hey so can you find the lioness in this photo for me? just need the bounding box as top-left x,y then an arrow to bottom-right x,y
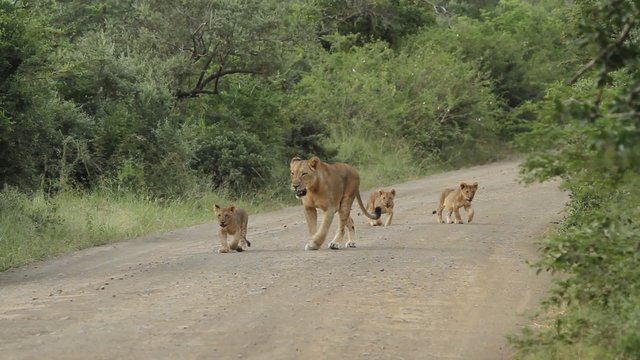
214,204 -> 250,253
432,182 -> 478,224
366,188 -> 396,226
290,156 -> 381,250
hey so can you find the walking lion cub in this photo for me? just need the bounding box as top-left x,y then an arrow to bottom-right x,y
366,188 -> 396,226
214,204 -> 250,253
432,182 -> 478,224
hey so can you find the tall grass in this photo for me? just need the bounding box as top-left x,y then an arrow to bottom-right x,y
0,134 -> 509,272
330,133 -> 435,189
0,186 -> 294,271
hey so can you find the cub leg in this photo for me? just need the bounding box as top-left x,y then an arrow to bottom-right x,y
436,206 -> 445,223
445,208 -> 453,224
229,232 -> 243,252
464,204 -> 475,223
218,231 -> 230,253
384,210 -> 393,227
453,207 -> 464,224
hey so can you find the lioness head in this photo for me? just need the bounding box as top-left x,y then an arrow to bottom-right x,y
378,189 -> 396,209
459,182 -> 478,201
289,156 -> 320,198
214,204 -> 235,228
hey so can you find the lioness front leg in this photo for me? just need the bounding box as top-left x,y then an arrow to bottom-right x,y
465,204 -> 474,223
218,231 -> 230,253
306,209 -> 335,250
304,206 -> 318,236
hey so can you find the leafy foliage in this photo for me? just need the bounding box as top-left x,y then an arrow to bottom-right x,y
512,0 -> 640,358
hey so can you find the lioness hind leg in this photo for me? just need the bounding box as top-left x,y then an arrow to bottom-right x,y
345,217 -> 356,248
329,215 -> 348,250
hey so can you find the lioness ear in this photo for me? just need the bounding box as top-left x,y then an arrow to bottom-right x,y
290,156 -> 303,167
308,156 -> 320,169
228,204 -> 235,212
391,189 -> 396,196
214,204 -> 221,210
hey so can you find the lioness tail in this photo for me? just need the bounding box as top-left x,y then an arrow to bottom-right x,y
356,191 -> 381,220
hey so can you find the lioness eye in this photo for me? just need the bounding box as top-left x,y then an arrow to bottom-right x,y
301,172 -> 308,177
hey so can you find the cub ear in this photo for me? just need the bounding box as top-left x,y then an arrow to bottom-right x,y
391,189 -> 396,196
472,182 -> 478,189
308,156 -> 321,169
459,182 -> 467,189
378,189 -> 384,195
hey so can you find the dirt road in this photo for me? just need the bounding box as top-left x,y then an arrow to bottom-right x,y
0,161 -> 566,360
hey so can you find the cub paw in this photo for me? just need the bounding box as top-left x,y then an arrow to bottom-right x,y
218,248 -> 230,253
235,247 -> 244,252
305,243 -> 320,251
346,242 -> 356,248
328,242 -> 340,250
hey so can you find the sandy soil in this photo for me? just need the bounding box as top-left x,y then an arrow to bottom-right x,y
0,160 -> 566,360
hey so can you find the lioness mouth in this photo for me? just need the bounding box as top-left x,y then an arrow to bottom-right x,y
295,189 -> 307,197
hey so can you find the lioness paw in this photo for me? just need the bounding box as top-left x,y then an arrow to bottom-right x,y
328,242 -> 340,250
346,242 -> 356,248
305,243 -> 320,251
218,248 -> 230,253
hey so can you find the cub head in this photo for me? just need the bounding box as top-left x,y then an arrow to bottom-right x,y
289,156 -> 321,198
214,204 -> 235,228
377,189 -> 396,209
459,182 -> 478,201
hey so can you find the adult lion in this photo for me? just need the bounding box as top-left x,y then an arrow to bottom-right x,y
290,156 -> 381,250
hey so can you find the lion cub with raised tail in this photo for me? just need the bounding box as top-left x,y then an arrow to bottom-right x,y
367,188 -> 396,226
214,204 -> 250,253
433,182 -> 478,224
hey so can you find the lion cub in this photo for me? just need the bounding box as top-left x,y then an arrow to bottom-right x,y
214,204 -> 250,253
432,182 -> 478,224
366,188 -> 396,226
